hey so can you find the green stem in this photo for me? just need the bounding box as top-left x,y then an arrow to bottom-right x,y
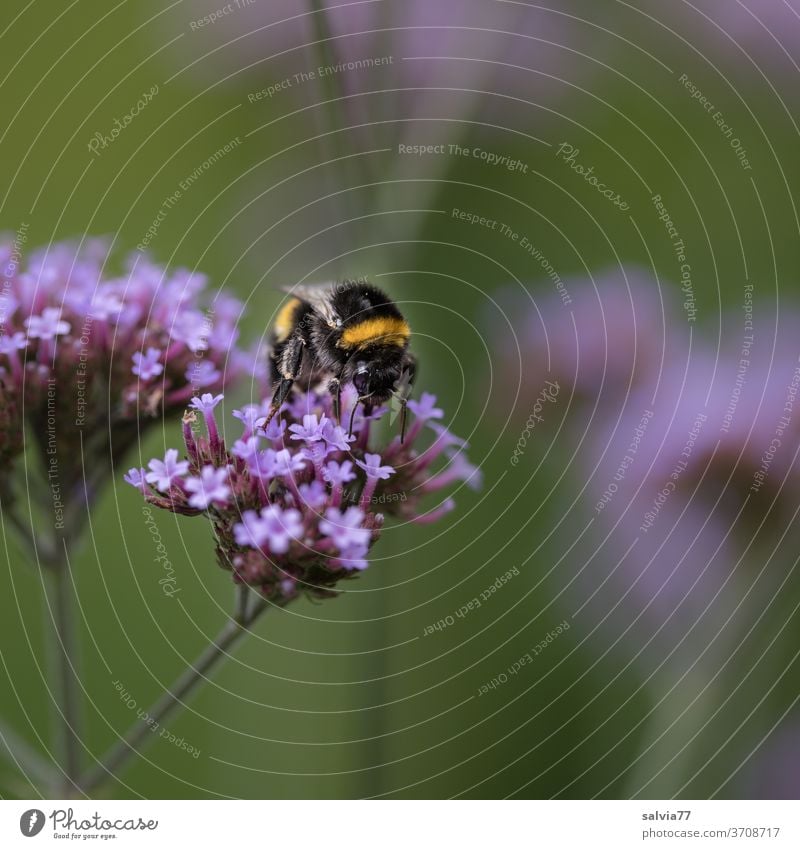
2,498 -> 82,794
80,594 -> 269,794
308,0 -> 360,225
43,540 -> 81,797
0,717 -> 60,789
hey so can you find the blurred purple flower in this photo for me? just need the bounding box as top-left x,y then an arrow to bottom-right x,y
185,465 -> 232,509
324,459 -> 356,487
641,0 -> 800,64
25,307 -> 71,340
566,292 -> 800,659
489,269 -> 683,415
355,452 -> 395,481
170,1 -> 581,107
132,347 -> 164,381
161,2 -> 592,269
234,504 -> 303,554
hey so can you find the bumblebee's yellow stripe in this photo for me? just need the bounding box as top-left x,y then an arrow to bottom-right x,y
339,316 -> 410,349
274,297 -> 301,342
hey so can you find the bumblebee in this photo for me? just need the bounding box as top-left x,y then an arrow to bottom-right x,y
265,280 -> 416,439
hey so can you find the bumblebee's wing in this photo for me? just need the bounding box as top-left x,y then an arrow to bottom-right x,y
281,282 -> 340,328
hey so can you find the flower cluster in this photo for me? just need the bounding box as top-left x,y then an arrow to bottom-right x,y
499,271 -> 800,652
126,387 -> 481,604
0,238 -> 252,495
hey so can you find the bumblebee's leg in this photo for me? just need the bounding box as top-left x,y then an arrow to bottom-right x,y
263,332 -> 304,426
328,376 -> 342,424
348,395 -> 369,438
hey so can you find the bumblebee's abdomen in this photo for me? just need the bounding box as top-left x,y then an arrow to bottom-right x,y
272,296 -> 303,343
338,315 -> 410,350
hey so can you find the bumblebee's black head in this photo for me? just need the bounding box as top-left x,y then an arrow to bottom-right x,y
346,348 -> 405,404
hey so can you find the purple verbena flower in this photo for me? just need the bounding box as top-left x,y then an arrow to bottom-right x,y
0,332 -> 27,354
297,479 -> 328,511
123,467 -> 148,494
289,413 -> 328,443
132,347 -> 164,381
145,448 -> 189,491
320,419 -> 355,451
189,393 -> 224,414
231,436 -> 262,467
324,459 -> 357,487
186,359 -> 222,388
185,465 -> 231,509
0,236 -> 246,490
272,448 -> 307,478
320,506 -> 371,551
127,384 -> 478,604
263,415 -> 287,441
234,505 -> 303,554
407,392 -> 443,422
356,453 -> 395,481
25,307 -> 70,340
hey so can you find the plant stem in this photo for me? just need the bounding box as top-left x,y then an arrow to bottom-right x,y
0,717 -> 60,788
44,540 -> 81,797
2,497 -> 82,795
80,595 -> 269,794
308,0 -> 360,225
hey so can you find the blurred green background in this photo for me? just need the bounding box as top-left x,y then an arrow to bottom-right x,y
2,0 -> 800,799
